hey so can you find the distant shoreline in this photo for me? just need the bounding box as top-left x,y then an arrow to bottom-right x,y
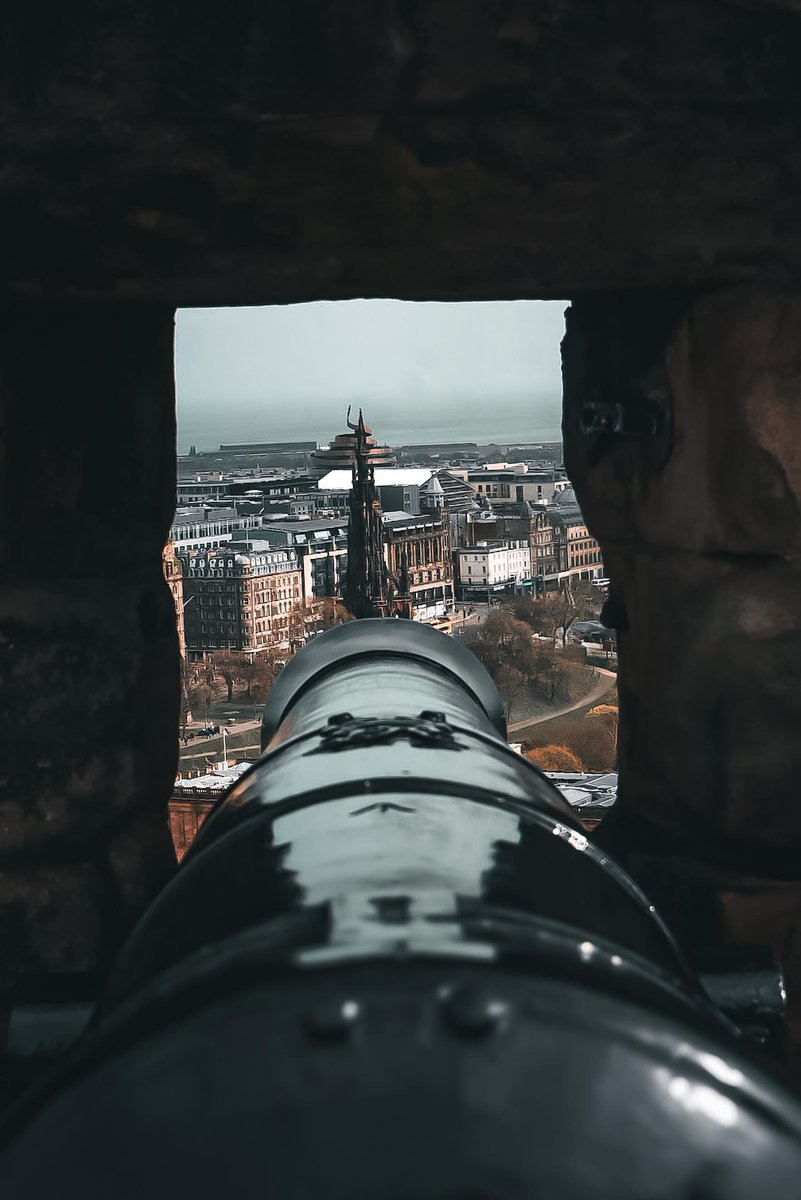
177,424 -> 564,457
179,438 -> 564,460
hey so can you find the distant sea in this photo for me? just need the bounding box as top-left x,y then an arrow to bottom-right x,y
176,395 -> 562,455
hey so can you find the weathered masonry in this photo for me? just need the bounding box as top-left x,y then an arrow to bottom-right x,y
3,2 -> 801,1045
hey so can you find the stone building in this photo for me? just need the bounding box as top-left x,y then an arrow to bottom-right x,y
178,547 -> 302,658
226,475 -> 318,502
466,467 -> 568,506
382,511 -> 454,616
170,763 -> 251,860
430,470 -> 476,515
545,487 -> 605,582
531,509 -> 561,581
162,540 -> 186,659
175,476 -> 230,505
562,522 -> 605,579
231,521 -> 350,607
455,541 -> 532,599
170,506 -> 268,553
468,502 -> 561,582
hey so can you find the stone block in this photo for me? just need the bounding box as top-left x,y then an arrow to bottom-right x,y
565,288 -> 801,861
565,290 -> 801,557
608,545 -> 801,853
0,307 -> 178,999
0,864 -> 110,988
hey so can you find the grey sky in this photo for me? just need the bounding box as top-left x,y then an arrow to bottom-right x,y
175,300 -> 567,450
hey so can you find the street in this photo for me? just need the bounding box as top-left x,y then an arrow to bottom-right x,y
450,605 -> 490,640
507,667 -> 617,735
179,702 -> 263,771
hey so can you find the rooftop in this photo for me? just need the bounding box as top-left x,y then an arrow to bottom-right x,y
545,771 -> 618,809
247,518 -> 348,533
174,762 -> 252,794
382,511 -> 442,529
318,468 -> 433,490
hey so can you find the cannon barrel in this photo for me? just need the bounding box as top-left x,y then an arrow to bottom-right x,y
3,619 -> 801,1198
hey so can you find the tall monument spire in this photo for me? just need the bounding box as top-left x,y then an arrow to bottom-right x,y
342,409 -> 390,619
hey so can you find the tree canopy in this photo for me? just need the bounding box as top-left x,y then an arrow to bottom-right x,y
525,745 -> 585,772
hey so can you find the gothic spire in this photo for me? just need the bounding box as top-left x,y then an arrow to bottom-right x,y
341,409 -> 390,619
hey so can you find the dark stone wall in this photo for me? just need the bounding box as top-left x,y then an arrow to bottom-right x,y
0,308 -> 179,993
563,288 -> 801,867
2,1 -> 801,304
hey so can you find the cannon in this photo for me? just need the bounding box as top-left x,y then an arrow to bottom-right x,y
3,619 -> 801,1197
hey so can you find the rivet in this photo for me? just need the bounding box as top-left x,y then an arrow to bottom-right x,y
440,984 -> 509,1037
303,998 -> 361,1041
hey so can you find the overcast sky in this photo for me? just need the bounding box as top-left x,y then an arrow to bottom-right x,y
174,300 -> 567,448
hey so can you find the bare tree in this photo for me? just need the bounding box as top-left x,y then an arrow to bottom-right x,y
242,652 -> 286,714
179,658 -> 192,741
467,611 -> 542,720
468,611 -> 539,675
507,579 -> 599,646
506,594 -> 540,625
209,650 -> 247,704
319,598 -> 354,626
532,641 -> 571,705
288,599 -> 354,645
469,609 -> 595,717
540,708 -> 617,773
525,745 -> 585,772
187,678 -> 214,725
587,702 -> 619,762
